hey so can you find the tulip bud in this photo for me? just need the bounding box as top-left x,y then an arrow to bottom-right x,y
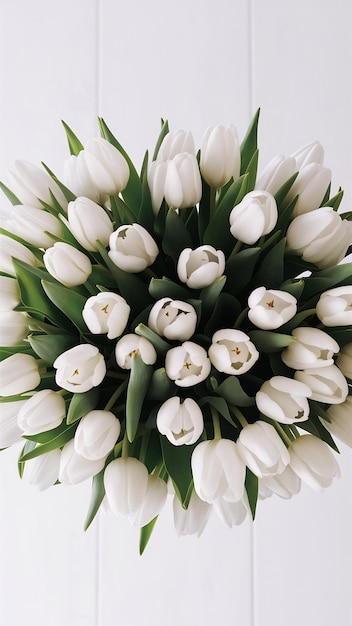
43,241 -> 92,287
237,421 -> 290,477
191,438 -> 246,503
285,162 -> 331,217
281,327 -> 340,370
103,457 -> 149,517
256,376 -> 311,425
255,155 -> 296,196
316,286 -> 352,327
156,396 -> 204,446
336,342 -> 352,379
6,160 -> 67,209
157,130 -> 196,161
24,449 -> 61,490
260,465 -> 301,499
148,298 -> 197,341
0,398 -> 27,447
67,197 -> 114,251
248,287 -> 297,330
209,328 -> 259,375
108,223 -> 159,273
59,439 -> 105,485
74,410 -> 121,460
213,494 -> 249,527
229,190 -> 278,244
200,124 -> 240,188
53,344 -> 106,393
0,276 -> 21,311
128,474 -> 168,527
291,141 -> 324,169
0,234 -> 38,276
164,153 -> 202,209
322,397 -> 352,448
294,364 -> 348,404
147,160 -> 167,214
17,389 -> 66,434
115,334 -> 157,369
0,311 -> 29,346
286,207 -> 352,269
82,292 -> 130,339
165,341 -> 211,388
173,490 -> 212,537
288,434 -> 340,491
0,354 -> 40,397
3,205 -> 63,249
177,245 -> 225,289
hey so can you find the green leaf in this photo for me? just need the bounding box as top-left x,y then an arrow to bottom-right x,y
279,278 -> 305,299
215,376 -> 255,407
245,468 -> 258,519
248,330 -> 295,353
149,277 -> 190,301
29,334 -> 77,364
0,181 -> 21,206
302,262 -> 352,301
152,119 -> 169,161
225,247 -> 261,295
19,423 -> 76,461
84,470 -> 106,531
67,388 -> 100,425
322,188 -> 344,212
0,344 -> 36,362
22,422 -> 70,444
200,396 -> 238,429
137,150 -> 155,232
199,275 -> 226,318
61,120 -> 84,156
41,162 -> 76,203
160,435 -> 196,506
274,172 -> 298,208
147,367 -> 176,402
240,108 -> 260,174
162,208 -> 193,263
299,411 -> 339,453
135,323 -> 171,355
18,440 -> 37,477
42,281 -> 87,333
253,237 -> 286,289
139,516 -> 158,555
325,327 -> 352,348
126,355 -> 153,442
244,148 -> 259,191
204,293 -> 241,336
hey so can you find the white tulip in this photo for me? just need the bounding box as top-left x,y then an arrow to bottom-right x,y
157,129 -> 196,161
213,494 -> 249,527
288,434 -> 340,491
286,207 -> 352,269
0,398 -> 27,447
0,234 -> 38,276
6,160 -> 67,209
173,490 -> 212,537
59,439 -> 106,485
291,141 -> 324,169
0,311 -> 29,346
260,465 -> 301,499
156,396 -> 204,446
209,328 -> 259,375
128,474 -> 168,527
147,160 -> 167,214
229,190 -> 278,244
322,397 -> 352,448
24,449 -> 61,491
148,298 -> 197,341
255,155 -> 296,196
53,344 -> 106,393
165,341 -> 211,387
43,242 -> 92,287
256,376 -> 311,425
191,438 -> 246,504
316,286 -> 352,327
177,245 -> 225,289
285,162 -> 331,217
0,354 -> 40,397
237,421 -> 290,477
164,153 -> 202,209
67,197 -> 113,251
82,292 -> 130,339
336,342 -> 352,379
200,124 -> 240,188
0,276 -> 21,311
108,223 -> 159,273
294,364 -> 348,404
103,457 -> 149,517
4,205 -> 62,249
17,389 -> 66,434
281,327 -> 340,370
115,333 -> 157,369
248,287 -> 297,330
74,410 -> 121,460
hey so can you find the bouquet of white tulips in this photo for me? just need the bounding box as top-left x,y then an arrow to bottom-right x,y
1,111 -> 351,552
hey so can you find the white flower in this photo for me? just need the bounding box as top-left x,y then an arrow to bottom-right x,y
177,245 -> 225,289
248,287 -> 297,330
322,397 -> 352,448
191,438 -> 246,503
286,207 -> 352,268
24,449 -> 61,491
336,342 -> 352,379
255,155 -> 296,196
164,153 -> 202,209
156,396 -> 204,446
288,434 -> 340,491
147,160 -> 167,214
0,276 -> 21,311
285,162 -> 331,217
0,398 -> 27,447
157,129 -> 196,161
6,160 -> 67,209
82,292 -> 130,339
53,344 -> 106,393
67,197 -> 114,251
0,234 -> 38,276
0,354 -> 40,397
74,410 -> 121,460
291,141 -> 324,169
256,376 -> 311,425
59,439 -> 105,485
260,465 -> 301,500
108,223 -> 159,273
104,457 -> 149,517
316,286 -> 352,327
165,341 -> 211,387
209,328 -> 259,375
294,364 -> 348,404
281,327 -> 340,370
213,494 -> 249,527
173,490 -> 212,537
43,241 -> 92,287
199,124 -> 240,188
148,298 -> 197,341
4,205 -> 62,249
229,190 -> 278,244
128,474 -> 168,527
237,421 -> 290,477
17,389 -> 66,434
115,334 -> 157,369
0,311 -> 29,346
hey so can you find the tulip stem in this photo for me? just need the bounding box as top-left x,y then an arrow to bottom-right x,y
289,424 -> 300,439
139,430 -> 151,464
122,432 -> 130,459
104,378 -> 128,411
233,307 -> 249,329
230,405 -> 248,429
269,420 -> 293,447
210,406 -> 222,439
228,240 -> 243,261
209,187 -> 217,219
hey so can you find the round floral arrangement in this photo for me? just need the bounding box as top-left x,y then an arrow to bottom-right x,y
0,111 -> 351,552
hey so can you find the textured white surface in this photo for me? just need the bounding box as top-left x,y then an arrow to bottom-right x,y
0,1 -> 351,625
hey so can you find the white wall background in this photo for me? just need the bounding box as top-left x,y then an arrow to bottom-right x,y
0,1 -> 351,625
